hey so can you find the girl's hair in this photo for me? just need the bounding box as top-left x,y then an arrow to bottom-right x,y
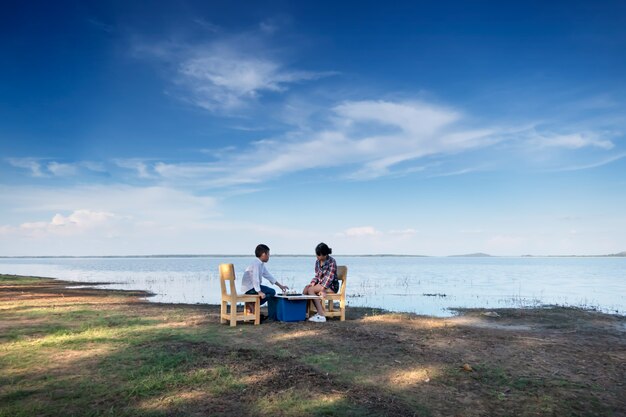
315,242 -> 332,256
255,244 -> 270,257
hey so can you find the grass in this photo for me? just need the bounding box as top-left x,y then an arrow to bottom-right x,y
1,274 -> 624,417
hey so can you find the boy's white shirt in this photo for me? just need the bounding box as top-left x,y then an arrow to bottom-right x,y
241,257 -> 277,293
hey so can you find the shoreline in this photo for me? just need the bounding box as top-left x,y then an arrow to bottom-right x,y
3,273 -> 625,318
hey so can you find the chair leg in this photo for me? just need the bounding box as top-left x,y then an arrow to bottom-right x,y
340,298 -> 345,321
254,299 -> 260,325
230,302 -> 237,327
220,300 -> 228,324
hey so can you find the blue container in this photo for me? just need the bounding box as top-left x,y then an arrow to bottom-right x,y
275,298 -> 307,322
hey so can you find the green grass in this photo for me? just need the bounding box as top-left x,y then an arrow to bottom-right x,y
0,275 -> 53,285
0,286 -> 270,417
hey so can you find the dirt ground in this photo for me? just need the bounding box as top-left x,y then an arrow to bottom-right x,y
1,276 -> 625,417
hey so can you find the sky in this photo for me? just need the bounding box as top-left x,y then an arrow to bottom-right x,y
1,0 -> 625,256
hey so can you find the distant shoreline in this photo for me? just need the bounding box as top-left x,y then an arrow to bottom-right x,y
1,253 -> 624,259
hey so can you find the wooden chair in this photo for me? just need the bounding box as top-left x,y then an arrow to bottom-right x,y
219,263 -> 260,326
308,265 -> 348,321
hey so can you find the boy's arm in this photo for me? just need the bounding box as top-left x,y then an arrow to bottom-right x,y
262,266 -> 288,291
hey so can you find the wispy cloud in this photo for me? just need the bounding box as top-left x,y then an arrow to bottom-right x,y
389,228 -> 418,236
7,158 -> 45,177
16,210 -> 116,237
153,162 -> 226,179
428,167 -> 483,178
114,159 -> 156,179
529,132 -> 614,150
549,152 -> 626,172
177,48 -> 333,111
47,162 -> 78,176
336,226 -> 418,238
6,159 -> 109,177
148,99 -> 500,186
135,26 -> 335,113
86,18 -> 114,33
336,226 -> 382,238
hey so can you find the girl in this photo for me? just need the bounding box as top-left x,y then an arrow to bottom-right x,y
303,242 -> 339,322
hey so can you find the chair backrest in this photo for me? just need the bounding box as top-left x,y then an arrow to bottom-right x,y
336,265 -> 347,294
219,263 -> 239,297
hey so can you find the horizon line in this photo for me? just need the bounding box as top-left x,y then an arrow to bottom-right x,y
1,252 -> 624,259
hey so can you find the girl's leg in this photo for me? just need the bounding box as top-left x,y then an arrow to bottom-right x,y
304,284 -> 327,315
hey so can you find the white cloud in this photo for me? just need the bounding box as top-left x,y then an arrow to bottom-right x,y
114,159 -> 155,178
460,229 -> 484,234
80,161 -> 107,172
532,132 -> 614,150
548,152 -> 626,172
18,210 -> 116,237
336,226 -> 418,239
334,100 -> 459,135
0,184 -> 222,254
0,185 -> 217,222
347,226 -> 381,237
153,162 -> 226,178
145,99 -> 499,186
136,27 -> 334,113
6,159 -> 110,177
428,167 -> 482,178
178,47 -> 331,111
51,210 -> 114,227
0,184 -> 334,255
389,228 -> 418,236
47,162 -> 78,176
7,158 -> 45,177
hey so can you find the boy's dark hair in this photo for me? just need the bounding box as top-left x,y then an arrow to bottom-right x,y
255,244 -> 270,258
315,242 -> 332,256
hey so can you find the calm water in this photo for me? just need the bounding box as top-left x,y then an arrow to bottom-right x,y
0,256 -> 624,317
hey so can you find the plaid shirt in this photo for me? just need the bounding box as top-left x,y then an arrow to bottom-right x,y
310,255 -> 337,289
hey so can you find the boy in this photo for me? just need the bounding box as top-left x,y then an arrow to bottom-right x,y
241,244 -> 288,319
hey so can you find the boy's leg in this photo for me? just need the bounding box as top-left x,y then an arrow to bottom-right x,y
260,285 -> 277,320
259,285 -> 275,302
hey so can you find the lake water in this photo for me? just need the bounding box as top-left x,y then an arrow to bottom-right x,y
0,256 -> 624,317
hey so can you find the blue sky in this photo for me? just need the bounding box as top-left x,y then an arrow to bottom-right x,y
1,0 -> 625,256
